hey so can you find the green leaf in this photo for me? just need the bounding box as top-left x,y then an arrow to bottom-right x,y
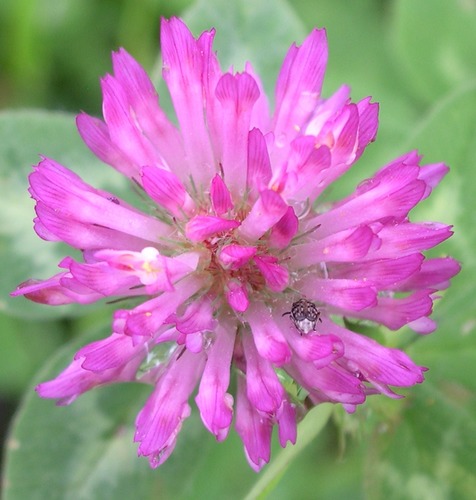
391,0 -> 476,106
0,313 -> 64,397
365,383 -> 476,500
0,110 -> 129,319
3,336 -> 155,500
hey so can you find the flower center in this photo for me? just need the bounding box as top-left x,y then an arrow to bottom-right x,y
207,236 -> 267,293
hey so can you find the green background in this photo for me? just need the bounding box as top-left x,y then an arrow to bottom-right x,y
1,0 -> 475,498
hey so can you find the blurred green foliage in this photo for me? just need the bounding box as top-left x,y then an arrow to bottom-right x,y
0,0 -> 193,113
1,0 -> 476,499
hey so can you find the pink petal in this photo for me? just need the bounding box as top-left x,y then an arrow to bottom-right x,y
297,277 -> 377,311
238,189 -> 289,241
36,335 -> 144,405
274,29 -> 328,143
30,158 -> 171,241
66,259 -> 142,296
245,302 -> 292,366
195,321 -> 236,441
328,103 -> 359,166
278,311 -> 343,367
268,206 -> 299,249
280,140 -> 331,202
343,289 -> 434,330
331,254 -> 425,289
320,318 -> 425,388
407,316 -> 438,334
185,332 -> 204,353
366,222 -> 453,259
35,359 -> 108,405
77,332 -> 146,372
247,128 -> 272,198
11,273 -> 102,305
215,72 -> 260,197
290,225 -> 378,267
311,162 -> 426,238
219,244 -> 257,270
175,296 -> 217,334
111,48 -> 185,174
418,162 -> 449,200
242,331 -> 286,414
304,84 -> 350,135
76,113 -> 137,178
210,174 -> 234,215
185,215 -> 240,242
394,257 -> 461,291
287,360 -> 365,405
141,166 -> 194,218
135,349 -> 205,468
121,276 -> 204,337
253,255 -> 289,292
34,201 -> 155,251
235,374 -> 272,472
100,74 -> 163,171
245,62 -> 271,131
354,97 -> 379,160
94,248 -> 198,294
160,17 -> 217,188
276,399 -> 297,447
225,280 -> 249,312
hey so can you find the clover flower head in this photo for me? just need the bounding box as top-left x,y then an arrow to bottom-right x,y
12,17 -> 460,471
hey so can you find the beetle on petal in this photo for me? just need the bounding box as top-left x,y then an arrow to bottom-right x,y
283,299 -> 322,335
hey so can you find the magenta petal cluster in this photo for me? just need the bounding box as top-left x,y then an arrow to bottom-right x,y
13,17 -> 459,471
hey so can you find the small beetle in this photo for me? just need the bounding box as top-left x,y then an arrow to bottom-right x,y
283,299 -> 321,335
